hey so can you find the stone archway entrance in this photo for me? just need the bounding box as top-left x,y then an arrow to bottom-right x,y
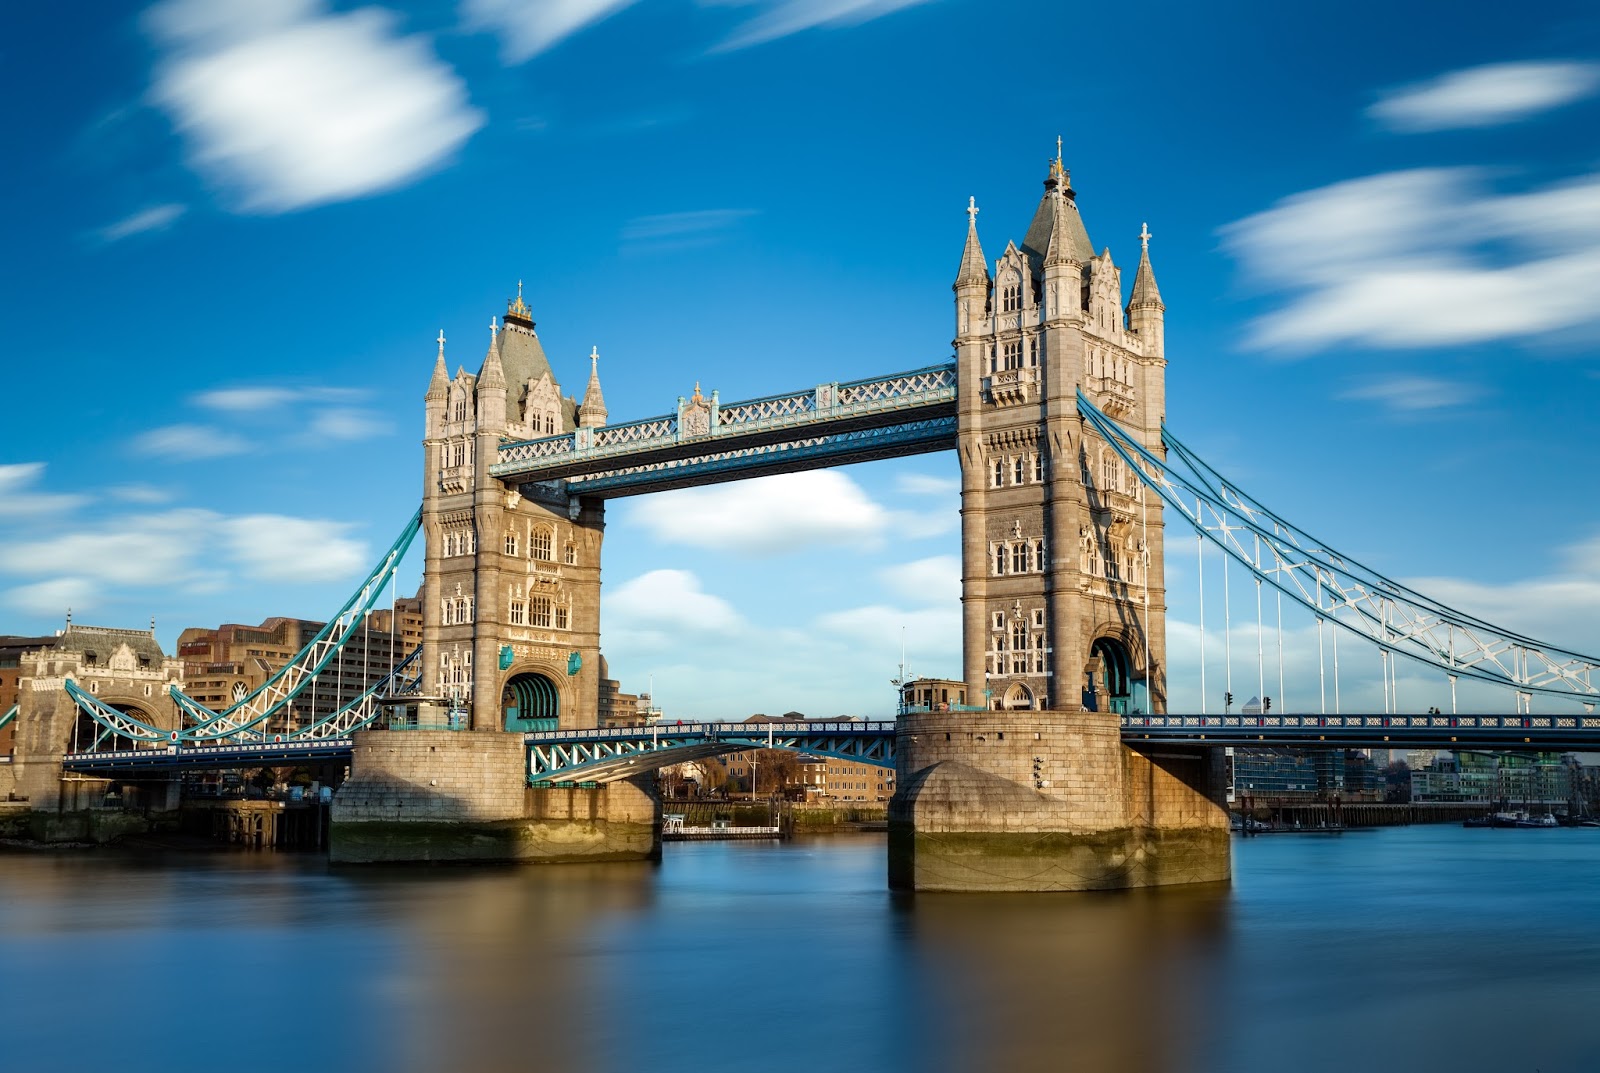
1001,682 -> 1035,710
72,702 -> 152,752
1085,637 -> 1133,715
502,672 -> 560,732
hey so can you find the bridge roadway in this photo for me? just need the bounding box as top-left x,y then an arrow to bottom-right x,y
53,712 -> 1600,779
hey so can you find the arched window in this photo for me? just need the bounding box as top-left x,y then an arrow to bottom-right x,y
1011,626 -> 1028,673
1034,454 -> 1044,482
1003,341 -> 1021,369
1034,538 -> 1046,568
504,532 -> 518,556
531,528 -> 553,561
509,598 -> 525,625
1001,278 -> 1021,312
442,599 -> 455,625
453,398 -> 466,423
992,459 -> 1004,488
1101,454 -> 1115,492
555,604 -> 569,630
564,542 -> 577,565
1013,543 -> 1029,573
531,596 -> 553,628
994,544 -> 1007,575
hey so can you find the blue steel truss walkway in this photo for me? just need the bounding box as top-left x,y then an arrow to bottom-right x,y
526,721 -> 897,784
1124,712 -> 1600,751
491,365 -> 957,497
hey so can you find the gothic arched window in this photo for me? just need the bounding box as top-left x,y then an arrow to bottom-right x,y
504,532 -> 518,556
994,544 -> 1007,575
1013,543 -> 1029,573
531,528 -> 553,561
531,596 -> 553,628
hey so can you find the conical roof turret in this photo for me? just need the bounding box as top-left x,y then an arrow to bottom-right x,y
954,197 -> 990,288
577,347 -> 608,428
478,318 -> 506,389
425,331 -> 449,400
1129,223 -> 1164,310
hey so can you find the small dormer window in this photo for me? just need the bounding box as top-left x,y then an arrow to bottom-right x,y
84,651 -> 97,666
453,398 -> 466,423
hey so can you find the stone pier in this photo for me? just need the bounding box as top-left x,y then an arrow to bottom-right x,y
329,730 -> 660,864
888,710 -> 1230,892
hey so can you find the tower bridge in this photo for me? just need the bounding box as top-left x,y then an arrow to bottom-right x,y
13,150 -> 1600,890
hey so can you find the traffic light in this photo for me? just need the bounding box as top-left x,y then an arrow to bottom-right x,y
1264,696 -> 1272,713
1224,691 -> 1234,710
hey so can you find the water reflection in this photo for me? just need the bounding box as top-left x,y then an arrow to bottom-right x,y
4,828 -> 1600,1073
897,885 -> 1229,1073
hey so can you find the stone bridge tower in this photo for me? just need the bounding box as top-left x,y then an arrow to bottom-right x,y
420,287 -> 608,733
890,154 -> 1228,893
953,152 -> 1168,716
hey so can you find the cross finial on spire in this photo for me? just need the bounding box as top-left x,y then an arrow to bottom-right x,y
966,196 -> 979,226
490,316 -> 498,338
590,345 -> 599,369
437,330 -> 446,356
517,279 -> 523,299
1140,222 -> 1151,250
1056,135 -> 1063,164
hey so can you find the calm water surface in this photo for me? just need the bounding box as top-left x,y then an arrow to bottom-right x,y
3,826 -> 1598,1073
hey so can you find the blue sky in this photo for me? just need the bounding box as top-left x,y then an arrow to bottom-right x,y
3,0 -> 1599,718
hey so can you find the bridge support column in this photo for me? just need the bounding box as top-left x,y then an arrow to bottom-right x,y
330,730 -> 660,864
888,711 -> 1229,892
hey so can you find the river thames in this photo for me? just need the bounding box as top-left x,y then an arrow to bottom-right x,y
3,826 -> 1598,1073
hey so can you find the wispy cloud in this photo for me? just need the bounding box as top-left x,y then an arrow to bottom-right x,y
629,470 -> 888,554
1369,61 -> 1600,132
895,472 -> 958,496
706,0 -> 935,52
309,408 -> 391,440
146,0 -> 483,213
1340,375 -> 1485,413
109,484 -> 176,505
1222,168 -> 1600,351
0,464 -> 88,518
620,208 -> 757,252
222,515 -> 367,580
135,424 -> 252,459
463,0 -> 640,62
193,385 -> 364,411
5,577 -> 99,616
877,555 -> 959,606
98,203 -> 187,243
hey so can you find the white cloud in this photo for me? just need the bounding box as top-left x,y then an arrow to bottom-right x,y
895,472 -> 959,496
463,0 -> 640,62
98,203 -> 186,243
0,510 -> 217,586
627,470 -> 890,554
620,209 -> 758,252
606,568 -> 746,638
135,424 -> 251,459
1369,61 -> 1600,132
309,407 -> 391,440
221,515 -> 367,581
193,385 -> 366,412
147,0 -> 483,213
1222,168 -> 1600,351
707,0 -> 934,52
878,555 -> 960,606
5,578 -> 99,616
1340,375 -> 1484,412
109,484 -> 176,505
0,464 -> 87,518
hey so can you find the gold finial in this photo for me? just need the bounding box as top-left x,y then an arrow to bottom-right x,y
507,280 -> 532,321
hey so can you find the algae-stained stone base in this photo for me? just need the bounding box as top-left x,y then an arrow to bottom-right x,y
329,729 -> 661,865
888,711 -> 1231,893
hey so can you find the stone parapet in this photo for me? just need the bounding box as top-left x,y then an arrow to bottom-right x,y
889,710 -> 1229,892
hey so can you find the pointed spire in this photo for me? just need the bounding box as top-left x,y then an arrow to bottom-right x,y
426,329 -> 449,400
577,345 -> 608,429
1023,140 -> 1093,270
1129,223 -> 1163,310
478,317 -> 506,388
954,196 -> 989,288
1043,173 -> 1076,268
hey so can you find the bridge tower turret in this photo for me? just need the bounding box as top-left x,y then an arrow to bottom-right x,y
418,288 -> 607,735
891,149 -> 1224,892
